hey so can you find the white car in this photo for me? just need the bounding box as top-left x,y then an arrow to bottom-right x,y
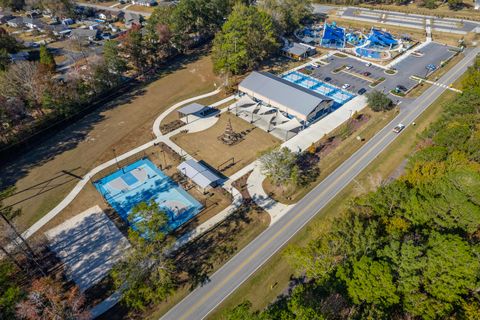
393,123 -> 406,133
311,62 -> 319,68
342,84 -> 350,89
346,65 -> 353,70
365,62 -> 372,67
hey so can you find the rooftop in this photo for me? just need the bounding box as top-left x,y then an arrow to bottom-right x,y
238,71 -> 332,119
177,160 -> 222,189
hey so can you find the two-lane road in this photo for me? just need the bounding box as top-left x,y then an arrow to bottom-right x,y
162,47 -> 479,320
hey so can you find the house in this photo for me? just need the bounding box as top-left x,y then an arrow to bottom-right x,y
0,12 -> 13,24
124,12 -> 142,28
282,42 -> 316,60
24,18 -> 46,31
7,17 -> 24,28
9,51 -> 29,62
238,71 -> 333,123
97,10 -> 122,22
61,18 -> 75,25
131,0 -> 157,6
46,24 -> 71,37
71,28 -> 99,42
177,160 -> 222,192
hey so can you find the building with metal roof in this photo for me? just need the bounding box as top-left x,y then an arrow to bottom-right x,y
282,42 -> 316,60
238,71 -> 333,123
177,160 -> 222,192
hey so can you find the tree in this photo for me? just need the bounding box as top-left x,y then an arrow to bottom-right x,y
103,40 -> 127,74
39,45 -> 56,72
0,261 -> 23,318
0,61 -> 52,116
122,26 -> 148,73
111,200 -> 175,311
16,277 -> 89,320
212,3 -> 279,75
259,147 -> 299,186
366,90 -> 394,112
258,0 -> 313,35
448,0 -> 463,9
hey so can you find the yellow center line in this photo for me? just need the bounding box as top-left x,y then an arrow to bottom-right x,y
176,49 -> 476,320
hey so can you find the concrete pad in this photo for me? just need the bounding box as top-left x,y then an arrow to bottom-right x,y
45,206 -> 130,292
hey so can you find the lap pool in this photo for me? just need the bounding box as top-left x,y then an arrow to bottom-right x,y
282,71 -> 355,105
94,158 -> 203,231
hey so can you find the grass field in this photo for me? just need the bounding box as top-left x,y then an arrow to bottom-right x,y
208,85 -> 462,320
2,51 -> 221,233
172,113 -> 281,176
264,107 -> 398,204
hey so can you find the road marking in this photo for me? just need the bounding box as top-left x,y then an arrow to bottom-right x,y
168,48 -> 478,320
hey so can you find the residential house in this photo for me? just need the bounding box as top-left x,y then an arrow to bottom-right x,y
46,24 -> 71,37
71,28 -> 99,42
0,12 -> 13,24
24,18 -> 46,31
131,0 -> 157,6
9,51 -> 29,62
61,18 -> 75,25
7,17 -> 24,28
124,12 -> 142,28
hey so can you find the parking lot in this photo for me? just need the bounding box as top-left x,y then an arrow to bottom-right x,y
304,42 -> 457,98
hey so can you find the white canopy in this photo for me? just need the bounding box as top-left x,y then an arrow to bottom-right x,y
236,95 -> 256,107
274,117 -> 303,132
255,104 -> 276,115
237,102 -> 260,114
273,111 -> 291,125
258,112 -> 276,125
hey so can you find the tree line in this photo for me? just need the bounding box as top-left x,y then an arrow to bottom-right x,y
222,56 -> 480,319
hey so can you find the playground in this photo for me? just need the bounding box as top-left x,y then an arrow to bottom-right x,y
94,158 -> 203,231
296,22 -> 408,61
172,113 -> 281,176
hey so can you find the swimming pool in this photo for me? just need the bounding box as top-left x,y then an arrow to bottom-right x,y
356,48 -> 381,59
94,158 -> 203,231
282,71 -> 355,105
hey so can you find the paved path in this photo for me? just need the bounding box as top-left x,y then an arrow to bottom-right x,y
160,47 -> 479,320
22,89 -> 223,240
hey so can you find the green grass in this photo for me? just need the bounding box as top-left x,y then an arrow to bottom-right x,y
208,87 -> 461,320
370,77 -> 385,88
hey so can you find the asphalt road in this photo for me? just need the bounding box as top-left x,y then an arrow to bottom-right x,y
161,46 -> 479,320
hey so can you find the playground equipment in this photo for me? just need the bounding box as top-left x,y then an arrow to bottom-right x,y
217,119 -> 243,146
321,22 -> 346,49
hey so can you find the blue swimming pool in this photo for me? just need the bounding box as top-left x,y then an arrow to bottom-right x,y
94,158 -> 203,231
356,48 -> 381,59
282,71 -> 355,105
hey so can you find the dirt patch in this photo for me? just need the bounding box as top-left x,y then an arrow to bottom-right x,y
1,51 -> 221,232
172,112 -> 281,176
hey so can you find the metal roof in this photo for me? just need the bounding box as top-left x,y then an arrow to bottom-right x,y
282,43 -> 309,56
238,71 -> 332,120
177,160 -> 221,189
177,103 -> 207,115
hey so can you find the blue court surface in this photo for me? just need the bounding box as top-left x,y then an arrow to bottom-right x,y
282,71 -> 355,105
94,158 -> 203,231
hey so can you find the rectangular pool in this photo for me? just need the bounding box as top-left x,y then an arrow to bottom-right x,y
94,158 -> 203,231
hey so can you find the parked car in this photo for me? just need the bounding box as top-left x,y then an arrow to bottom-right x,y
342,83 -> 350,89
393,123 -> 406,133
346,65 -> 353,70
357,88 -> 367,95
311,62 -> 319,68
396,85 -> 407,92
365,62 -> 372,67
324,77 -> 331,82
363,71 -> 371,76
